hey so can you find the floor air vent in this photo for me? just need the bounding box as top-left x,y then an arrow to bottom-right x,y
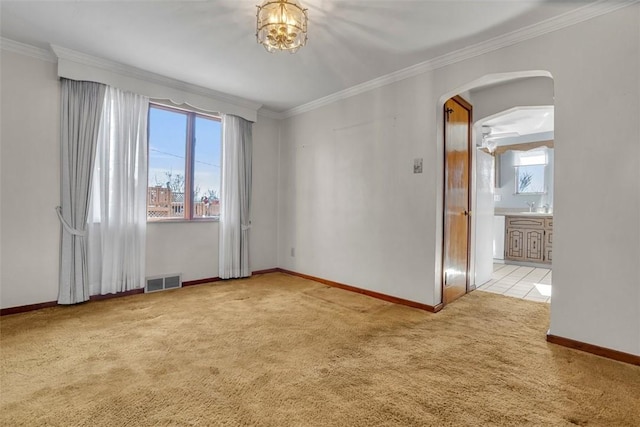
145,274 -> 182,293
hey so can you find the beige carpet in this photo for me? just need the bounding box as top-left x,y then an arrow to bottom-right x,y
1,272 -> 638,426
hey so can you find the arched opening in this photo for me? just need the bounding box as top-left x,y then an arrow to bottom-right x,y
435,71 -> 555,307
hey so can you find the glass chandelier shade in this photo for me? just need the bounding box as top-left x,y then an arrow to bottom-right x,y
256,0 -> 308,53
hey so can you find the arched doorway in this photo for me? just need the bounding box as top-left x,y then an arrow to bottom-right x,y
436,71 -> 555,307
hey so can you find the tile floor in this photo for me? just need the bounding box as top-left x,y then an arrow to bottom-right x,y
477,263 -> 552,303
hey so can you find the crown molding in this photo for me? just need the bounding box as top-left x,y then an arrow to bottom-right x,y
0,37 -> 56,62
50,45 -> 262,112
258,108 -> 285,120
282,0 -> 637,118
2,0 -> 634,120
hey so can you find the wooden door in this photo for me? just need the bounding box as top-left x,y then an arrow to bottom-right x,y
442,96 -> 472,304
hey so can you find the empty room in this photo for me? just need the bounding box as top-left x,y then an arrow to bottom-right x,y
1,1 -> 639,425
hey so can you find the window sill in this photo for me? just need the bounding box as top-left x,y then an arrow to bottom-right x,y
147,217 -> 220,224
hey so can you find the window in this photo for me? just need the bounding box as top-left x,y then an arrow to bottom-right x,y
147,104 -> 222,220
514,149 -> 547,194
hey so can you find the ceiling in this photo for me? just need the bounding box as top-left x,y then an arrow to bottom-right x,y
481,106 -> 554,138
1,1 -> 602,113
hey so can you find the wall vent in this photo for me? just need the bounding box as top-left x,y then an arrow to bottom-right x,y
145,274 -> 182,293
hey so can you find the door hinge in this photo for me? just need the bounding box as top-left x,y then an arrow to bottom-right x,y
445,107 -> 454,121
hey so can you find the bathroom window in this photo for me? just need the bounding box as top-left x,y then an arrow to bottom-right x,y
514,149 -> 547,194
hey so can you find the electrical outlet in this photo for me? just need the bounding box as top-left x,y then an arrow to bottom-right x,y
494,194 -> 502,202
291,247 -> 295,257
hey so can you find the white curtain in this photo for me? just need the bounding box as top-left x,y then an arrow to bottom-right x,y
87,87 -> 149,295
219,114 -> 253,279
57,79 -> 107,305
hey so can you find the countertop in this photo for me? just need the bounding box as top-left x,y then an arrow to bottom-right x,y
495,209 -> 553,217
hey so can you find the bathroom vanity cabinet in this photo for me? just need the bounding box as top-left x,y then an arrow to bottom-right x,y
505,215 -> 553,264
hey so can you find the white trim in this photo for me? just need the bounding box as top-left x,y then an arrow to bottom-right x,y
258,108 -> 285,120
0,37 -> 56,62
282,0 -> 637,118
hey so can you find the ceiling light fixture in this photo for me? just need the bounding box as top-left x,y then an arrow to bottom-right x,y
481,126 -> 521,153
256,0 -> 308,53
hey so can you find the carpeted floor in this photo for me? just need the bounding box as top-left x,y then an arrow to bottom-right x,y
1,272 -> 639,426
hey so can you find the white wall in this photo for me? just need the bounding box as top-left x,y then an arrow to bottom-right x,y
278,77 -> 437,304
471,77 -> 554,122
145,222 -> 220,282
1,51 -> 60,308
278,6 -> 639,355
250,113 -> 280,272
0,50 -> 280,308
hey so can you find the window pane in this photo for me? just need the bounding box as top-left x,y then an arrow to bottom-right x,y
193,116 -> 222,218
514,149 -> 547,166
147,106 -> 187,219
516,165 -> 545,194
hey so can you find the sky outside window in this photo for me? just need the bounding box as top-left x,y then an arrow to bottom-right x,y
148,107 -> 187,190
194,116 -> 222,202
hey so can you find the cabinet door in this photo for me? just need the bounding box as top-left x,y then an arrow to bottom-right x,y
525,229 -> 544,262
505,228 -> 525,260
544,230 -> 553,263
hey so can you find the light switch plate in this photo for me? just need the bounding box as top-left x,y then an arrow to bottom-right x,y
414,158 -> 423,174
